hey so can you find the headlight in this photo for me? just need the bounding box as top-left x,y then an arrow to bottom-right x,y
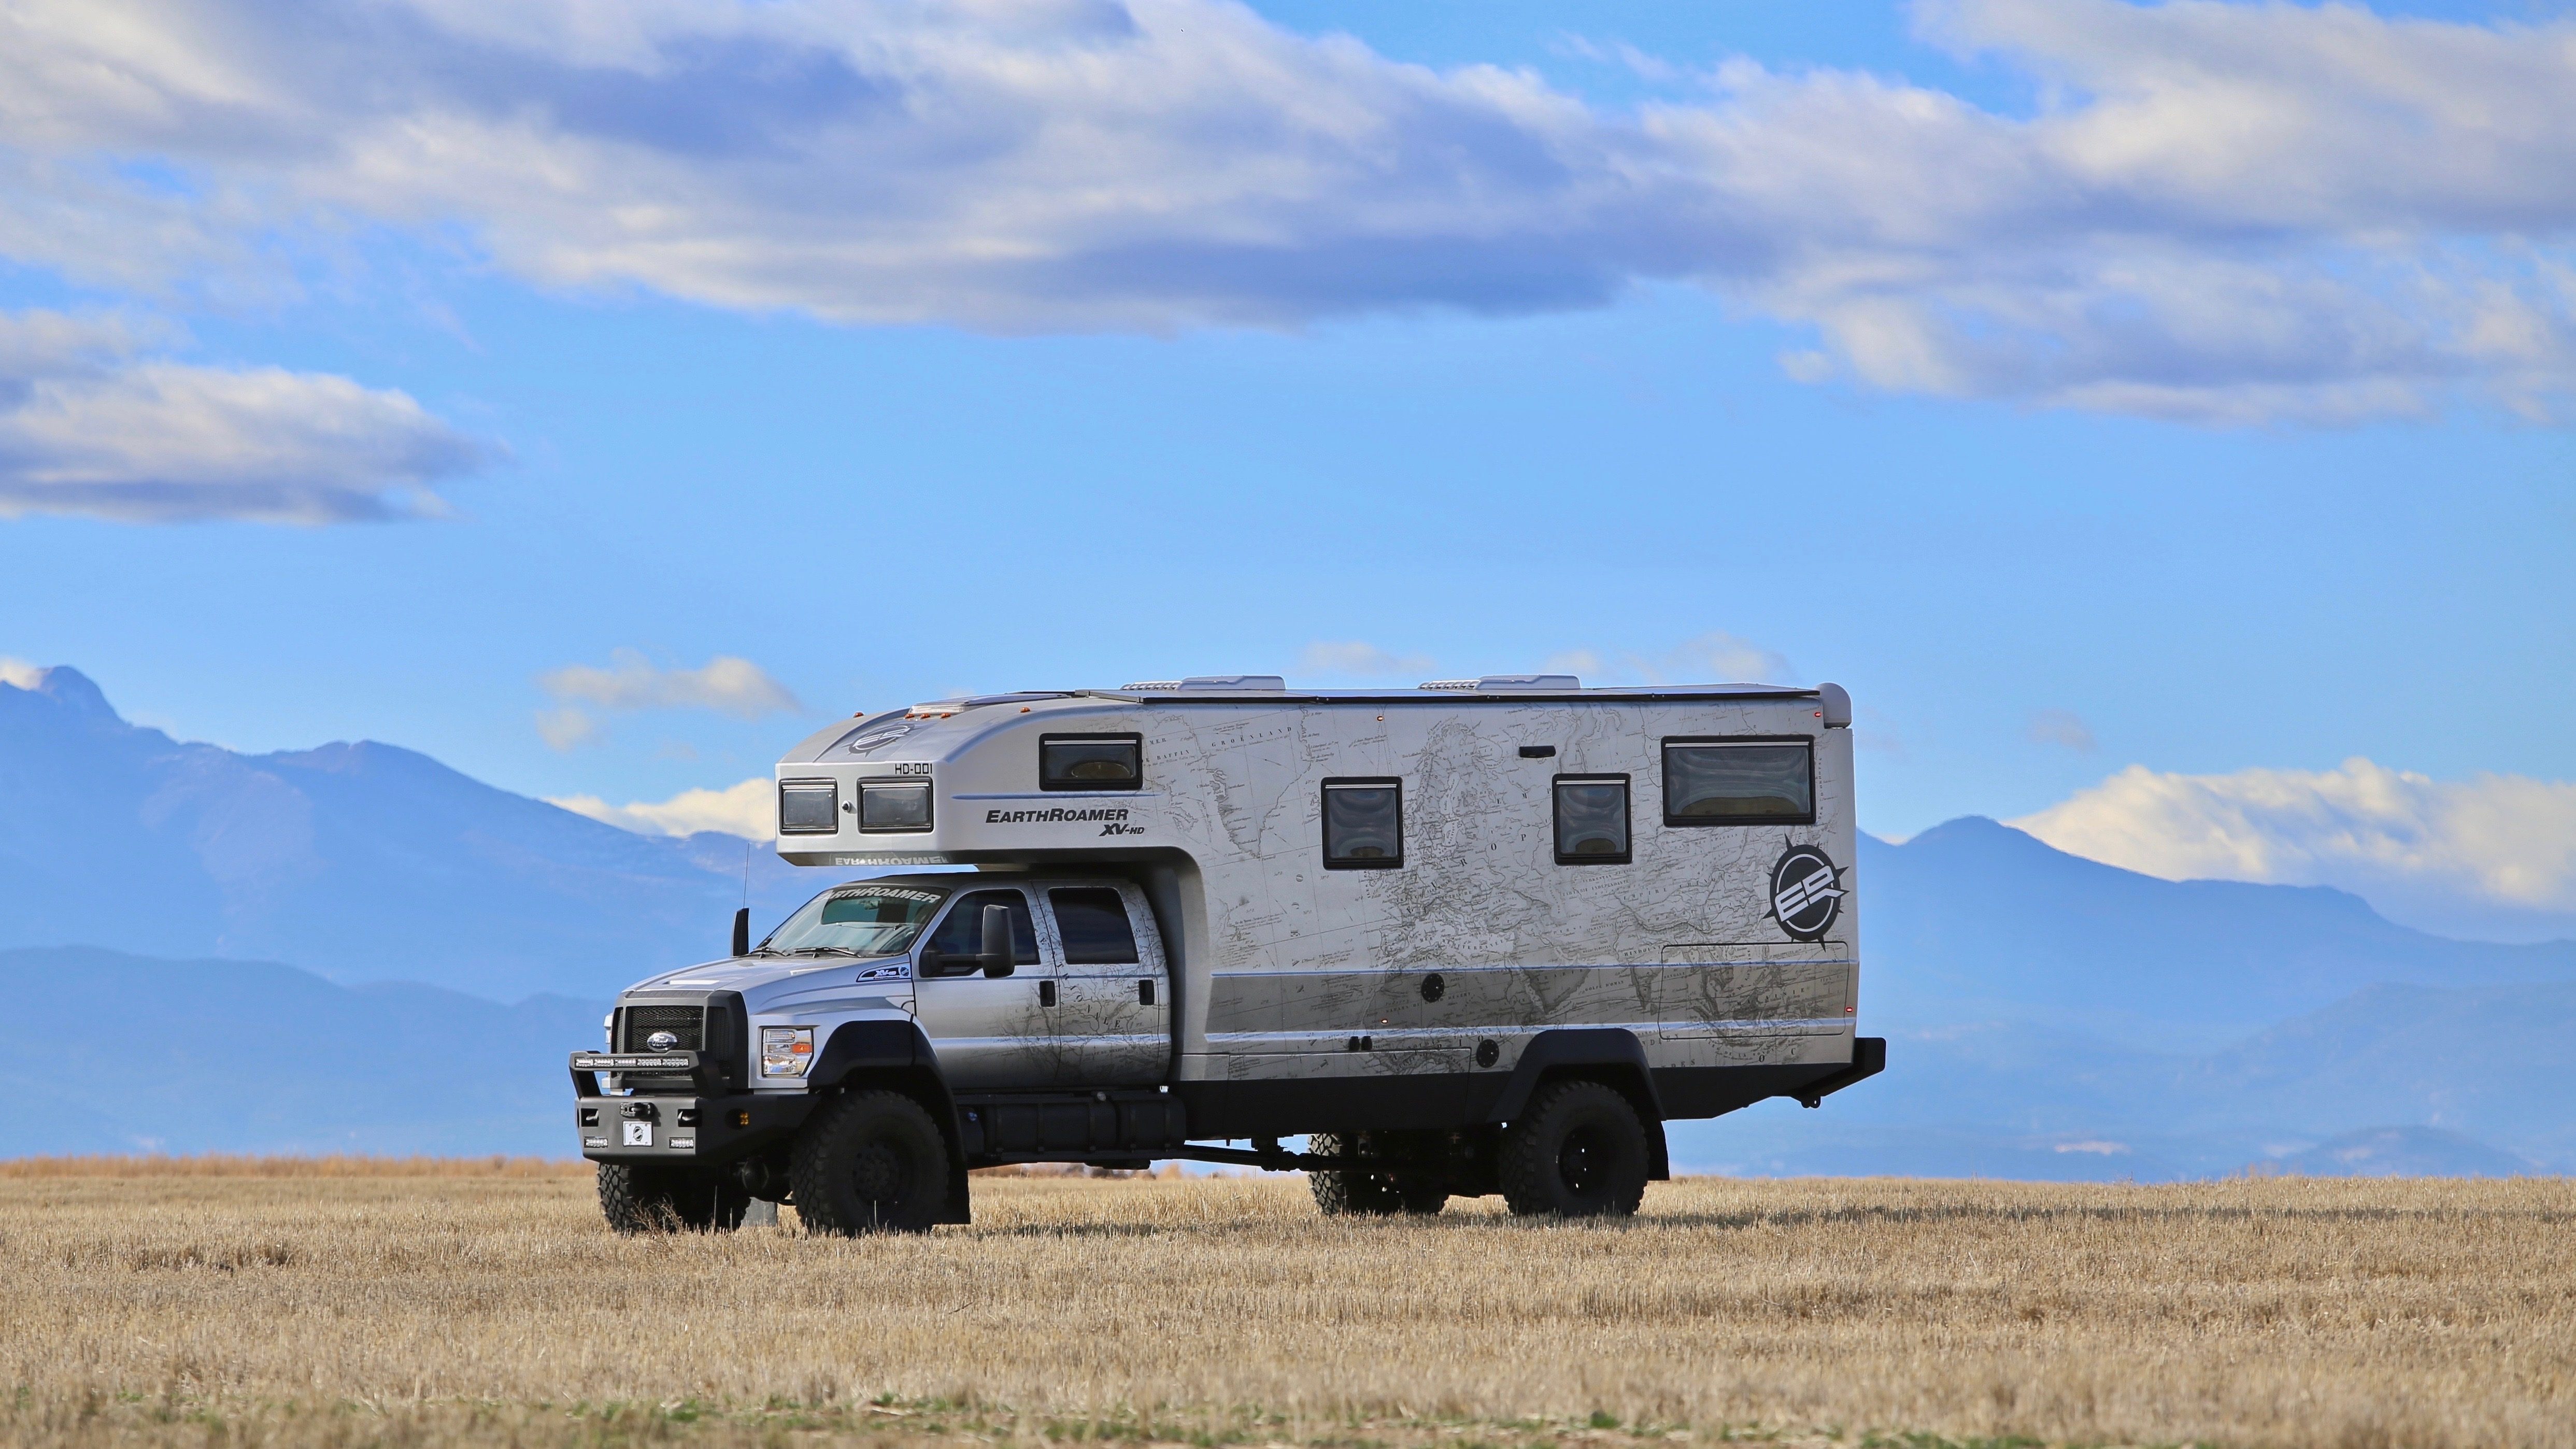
760,1026 -> 815,1077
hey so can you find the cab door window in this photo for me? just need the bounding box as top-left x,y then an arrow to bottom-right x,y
1049,889 -> 1140,964
924,889 -> 1040,964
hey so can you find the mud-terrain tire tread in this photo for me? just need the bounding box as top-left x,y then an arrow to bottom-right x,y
597,1162 -> 746,1233
1305,1133 -> 1410,1216
1499,1079 -> 1649,1219
790,1089 -> 950,1235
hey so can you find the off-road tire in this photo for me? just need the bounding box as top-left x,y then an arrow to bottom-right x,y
597,1162 -> 748,1233
789,1089 -> 950,1235
1499,1079 -> 1649,1219
1307,1133 -> 1447,1217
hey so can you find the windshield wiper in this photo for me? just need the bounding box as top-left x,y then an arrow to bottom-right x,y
780,946 -> 862,958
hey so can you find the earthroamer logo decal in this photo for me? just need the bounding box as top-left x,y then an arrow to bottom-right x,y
1769,844 -> 1845,942
985,806 -> 1132,825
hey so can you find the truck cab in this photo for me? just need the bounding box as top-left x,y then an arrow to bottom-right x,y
573,676 -> 1885,1232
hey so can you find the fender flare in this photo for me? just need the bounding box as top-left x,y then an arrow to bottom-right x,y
807,1017 -> 972,1224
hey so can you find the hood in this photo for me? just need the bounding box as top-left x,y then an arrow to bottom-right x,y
625,953 -> 915,1000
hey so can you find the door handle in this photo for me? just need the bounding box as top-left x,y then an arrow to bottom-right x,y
1138,979 -> 1155,1006
1038,980 -> 1057,1008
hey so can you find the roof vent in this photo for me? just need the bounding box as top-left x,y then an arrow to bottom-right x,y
1421,674 -> 1582,692
1179,675 -> 1285,690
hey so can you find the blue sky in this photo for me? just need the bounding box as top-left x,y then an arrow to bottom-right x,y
1,0 -> 2571,940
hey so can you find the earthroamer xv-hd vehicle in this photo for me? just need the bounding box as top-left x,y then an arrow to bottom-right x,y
571,674 -> 1884,1231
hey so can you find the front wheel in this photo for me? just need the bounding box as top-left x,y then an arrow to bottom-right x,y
1499,1080 -> 1649,1219
789,1089 -> 951,1235
597,1162 -> 749,1233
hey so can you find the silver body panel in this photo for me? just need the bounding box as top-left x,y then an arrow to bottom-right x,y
757,687 -> 1861,1095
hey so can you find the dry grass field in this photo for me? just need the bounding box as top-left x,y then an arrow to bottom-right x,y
2,1162 -> 2570,1449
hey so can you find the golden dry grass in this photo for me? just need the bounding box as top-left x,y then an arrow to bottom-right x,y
3,1166 -> 2571,1449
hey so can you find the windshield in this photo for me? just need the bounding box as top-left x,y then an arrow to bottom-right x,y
757,883 -> 948,958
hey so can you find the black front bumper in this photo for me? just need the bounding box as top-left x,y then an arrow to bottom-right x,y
571,1052 -> 816,1164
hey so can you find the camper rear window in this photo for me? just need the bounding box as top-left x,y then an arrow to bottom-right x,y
1662,740 -> 1815,825
1041,734 -> 1143,791
1322,778 -> 1403,869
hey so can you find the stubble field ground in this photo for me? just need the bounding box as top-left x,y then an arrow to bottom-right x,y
1,1158 -> 2570,1449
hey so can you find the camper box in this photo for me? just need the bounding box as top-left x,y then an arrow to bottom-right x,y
571,674 -> 1884,1232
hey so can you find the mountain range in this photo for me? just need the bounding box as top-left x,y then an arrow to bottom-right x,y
4,664 -> 2569,1175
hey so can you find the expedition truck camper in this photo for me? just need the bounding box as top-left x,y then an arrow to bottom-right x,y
572,674 -> 1886,1232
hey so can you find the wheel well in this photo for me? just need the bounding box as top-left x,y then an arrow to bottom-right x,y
1531,1066 -> 1671,1181
821,1067 -> 973,1224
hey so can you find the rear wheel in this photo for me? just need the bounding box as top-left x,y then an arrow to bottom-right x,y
1307,1133 -> 1448,1217
597,1162 -> 748,1233
1499,1079 -> 1649,1219
790,1090 -> 950,1235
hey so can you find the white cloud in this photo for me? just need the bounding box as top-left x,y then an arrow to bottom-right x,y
534,705 -> 602,752
0,656 -> 45,689
2028,708 -> 2097,751
1296,641 -> 1434,679
3,0 -> 2572,421
2012,759 -> 2576,940
0,310 -> 493,522
538,649 -> 802,718
552,777 -> 774,841
1548,631 -> 1792,686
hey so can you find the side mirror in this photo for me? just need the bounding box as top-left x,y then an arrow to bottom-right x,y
731,907 -> 751,958
977,903 -> 1016,978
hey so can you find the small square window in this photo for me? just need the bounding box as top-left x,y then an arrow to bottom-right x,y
1041,734 -> 1143,791
1322,778 -> 1403,869
1553,776 -> 1631,864
777,779 -> 839,834
859,780 -> 932,832
1662,740 -> 1815,826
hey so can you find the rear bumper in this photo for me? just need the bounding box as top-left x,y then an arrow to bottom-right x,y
573,1090 -> 817,1164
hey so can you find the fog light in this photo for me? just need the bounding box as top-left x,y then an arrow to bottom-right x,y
732,1111 -> 752,1128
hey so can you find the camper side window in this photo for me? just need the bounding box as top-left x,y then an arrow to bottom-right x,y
1321,778 -> 1404,869
1661,740 -> 1815,826
1553,776 -> 1631,864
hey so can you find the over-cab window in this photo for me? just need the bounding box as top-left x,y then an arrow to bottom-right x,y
1662,739 -> 1815,826
1050,888 -> 1140,964
777,779 -> 839,834
1553,776 -> 1631,864
1041,734 -> 1144,791
1322,778 -> 1403,869
859,780 -> 932,832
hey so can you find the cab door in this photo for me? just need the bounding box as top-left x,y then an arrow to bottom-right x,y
1043,883 -> 1170,1086
910,887 -> 1051,1089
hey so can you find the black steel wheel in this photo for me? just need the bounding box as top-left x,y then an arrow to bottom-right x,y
789,1089 -> 950,1235
597,1162 -> 748,1233
1498,1079 -> 1648,1219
